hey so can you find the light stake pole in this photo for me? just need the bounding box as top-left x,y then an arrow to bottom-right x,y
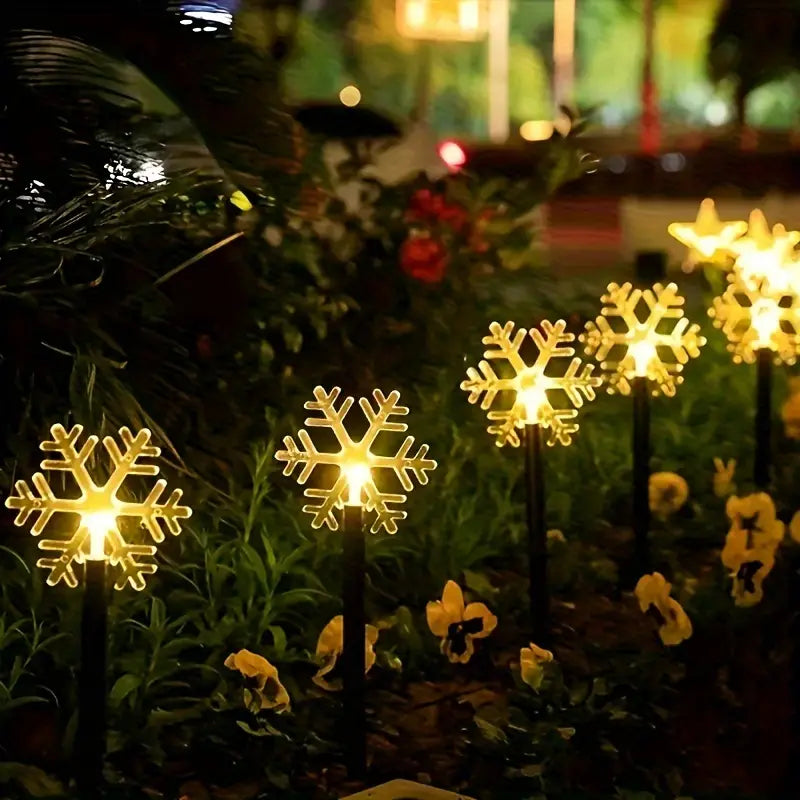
4,425 -> 192,797
523,420 -> 548,642
76,519 -> 109,796
341,469 -> 367,779
581,282 -> 706,578
276,387 -> 437,780
462,320 -> 601,642
755,346 -> 772,488
632,374 -> 651,573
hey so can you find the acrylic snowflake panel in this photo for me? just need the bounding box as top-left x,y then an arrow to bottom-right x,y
461,319 -> 601,448
709,274 -> 800,365
275,387 -> 436,535
5,424 -> 191,591
580,282 -> 706,397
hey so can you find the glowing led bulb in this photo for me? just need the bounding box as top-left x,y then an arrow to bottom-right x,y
518,385 -> 548,425
83,511 -> 116,561
629,340 -> 658,377
343,462 -> 371,507
750,297 -> 782,349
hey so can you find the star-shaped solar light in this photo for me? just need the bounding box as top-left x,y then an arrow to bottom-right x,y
728,208 -> 800,291
668,198 -> 747,266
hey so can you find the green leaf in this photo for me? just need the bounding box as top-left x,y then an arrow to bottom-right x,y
109,673 -> 142,706
0,763 -> 64,797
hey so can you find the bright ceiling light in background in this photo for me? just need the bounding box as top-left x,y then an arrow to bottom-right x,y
339,85 -> 362,107
519,120 -> 554,142
396,0 -> 488,41
705,99 -> 730,127
438,140 -> 467,170
458,0 -> 480,32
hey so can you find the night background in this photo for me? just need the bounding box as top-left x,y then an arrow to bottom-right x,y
2,1 -> 800,799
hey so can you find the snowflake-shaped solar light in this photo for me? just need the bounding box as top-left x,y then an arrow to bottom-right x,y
668,197 -> 747,267
275,387 -> 436,535
461,319 -> 602,448
580,282 -> 706,398
709,274 -> 800,365
5,425 -> 191,591
728,209 -> 800,292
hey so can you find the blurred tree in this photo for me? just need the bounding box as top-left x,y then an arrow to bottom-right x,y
707,0 -> 800,127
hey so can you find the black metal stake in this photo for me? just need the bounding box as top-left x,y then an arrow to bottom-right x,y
75,558 -> 108,797
342,503 -> 366,779
754,347 -> 772,489
632,376 -> 651,575
524,423 -> 548,643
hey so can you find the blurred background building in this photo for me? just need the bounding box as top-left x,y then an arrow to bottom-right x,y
279,0 -> 800,146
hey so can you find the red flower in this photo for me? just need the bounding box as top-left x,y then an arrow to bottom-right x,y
400,234 -> 449,284
406,189 -> 468,234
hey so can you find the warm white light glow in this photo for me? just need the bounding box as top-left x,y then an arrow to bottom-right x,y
520,120 -> 554,141
404,0 -> 427,28
339,85 -> 362,107
439,140 -> 467,169
459,0 -> 480,30
705,99 -> 730,127
83,512 -> 116,561
750,297 -> 782,348
518,385 -> 548,425
343,463 -> 371,507
629,339 -> 658,376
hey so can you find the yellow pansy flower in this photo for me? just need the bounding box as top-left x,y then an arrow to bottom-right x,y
722,532 -> 777,607
519,642 -> 554,690
426,580 -> 497,664
725,493 -> 784,551
790,510 -> 800,543
722,494 -> 784,607
312,615 -> 379,692
648,472 -> 689,518
224,649 -> 290,713
634,572 -> 693,646
712,458 -> 737,498
782,377 -> 800,440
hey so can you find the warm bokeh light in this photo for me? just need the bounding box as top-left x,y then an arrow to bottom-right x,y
519,120 -> 554,142
339,85 -> 362,107
438,140 -> 467,169
396,0 -> 488,41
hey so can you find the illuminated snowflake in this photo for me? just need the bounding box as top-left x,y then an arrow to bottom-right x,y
580,282 -> 706,397
5,425 -> 192,591
275,387 -> 436,535
461,319 -> 601,448
709,275 -> 800,365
